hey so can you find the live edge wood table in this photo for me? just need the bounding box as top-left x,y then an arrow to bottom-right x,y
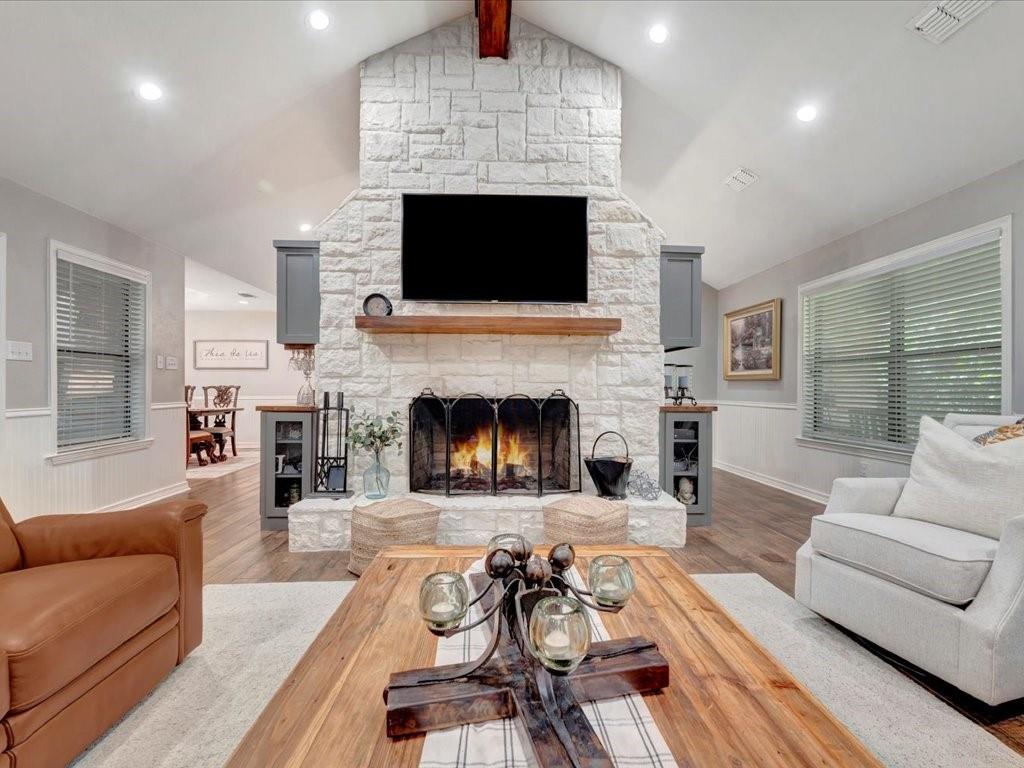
226,546 -> 881,768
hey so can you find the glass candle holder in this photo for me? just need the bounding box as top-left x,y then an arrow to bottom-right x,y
487,532 -> 530,563
419,571 -> 469,632
588,554 -> 636,608
529,596 -> 591,674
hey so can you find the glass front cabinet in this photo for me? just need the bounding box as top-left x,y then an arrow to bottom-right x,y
260,409 -> 315,530
659,409 -> 713,527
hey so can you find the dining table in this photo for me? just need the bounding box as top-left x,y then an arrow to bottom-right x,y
187,406 -> 244,462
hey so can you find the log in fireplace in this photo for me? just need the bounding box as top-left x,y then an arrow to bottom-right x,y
409,389 -> 581,497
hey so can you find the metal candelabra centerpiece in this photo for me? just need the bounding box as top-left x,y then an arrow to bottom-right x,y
383,535 -> 670,767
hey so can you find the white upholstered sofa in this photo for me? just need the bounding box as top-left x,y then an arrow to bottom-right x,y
796,413 -> 1024,705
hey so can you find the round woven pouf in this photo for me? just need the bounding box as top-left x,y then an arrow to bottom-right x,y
543,495 -> 629,545
349,497 -> 441,576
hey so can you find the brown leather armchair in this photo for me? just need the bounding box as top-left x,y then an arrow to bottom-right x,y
0,497 -> 205,768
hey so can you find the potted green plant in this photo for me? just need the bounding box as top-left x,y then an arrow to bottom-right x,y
349,410 -> 403,499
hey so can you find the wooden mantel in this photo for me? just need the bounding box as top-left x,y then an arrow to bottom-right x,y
355,315 -> 621,336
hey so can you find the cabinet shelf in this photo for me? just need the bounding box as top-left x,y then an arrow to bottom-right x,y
275,438 -> 303,444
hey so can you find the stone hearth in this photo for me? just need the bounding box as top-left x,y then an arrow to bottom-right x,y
288,492 -> 686,550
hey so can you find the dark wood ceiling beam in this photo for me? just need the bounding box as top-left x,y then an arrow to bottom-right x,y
476,0 -> 511,59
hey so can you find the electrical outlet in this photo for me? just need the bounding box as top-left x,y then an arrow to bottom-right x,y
6,341 -> 32,362
156,354 -> 165,370
166,356 -> 179,370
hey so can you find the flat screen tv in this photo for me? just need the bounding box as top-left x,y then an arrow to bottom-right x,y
401,194 -> 588,303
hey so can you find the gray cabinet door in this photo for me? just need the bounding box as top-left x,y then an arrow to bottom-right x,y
261,412 -> 314,530
659,411 -> 712,527
275,240 -> 320,345
660,246 -> 703,350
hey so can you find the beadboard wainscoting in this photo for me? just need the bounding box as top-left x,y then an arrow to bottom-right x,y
710,401 -> 911,503
1,402 -> 188,520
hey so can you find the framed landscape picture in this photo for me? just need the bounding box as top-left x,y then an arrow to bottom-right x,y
193,339 -> 269,370
723,299 -> 781,380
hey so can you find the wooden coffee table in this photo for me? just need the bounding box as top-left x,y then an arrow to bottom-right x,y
226,545 -> 881,767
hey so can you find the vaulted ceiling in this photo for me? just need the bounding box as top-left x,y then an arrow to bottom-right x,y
1,1 -> 1023,291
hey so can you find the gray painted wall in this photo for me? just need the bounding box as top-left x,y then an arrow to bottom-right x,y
1,175 -> 184,409
715,159 -> 1024,412
665,281 -> 719,402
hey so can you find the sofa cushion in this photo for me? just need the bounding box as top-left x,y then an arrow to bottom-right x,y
0,554 -> 178,710
0,500 -> 21,574
893,416 -> 1024,539
810,513 -> 997,605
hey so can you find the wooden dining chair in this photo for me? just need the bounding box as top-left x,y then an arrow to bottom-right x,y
184,385 -> 214,466
202,385 -> 241,458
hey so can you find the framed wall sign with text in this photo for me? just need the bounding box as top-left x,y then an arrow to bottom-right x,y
193,339 -> 269,370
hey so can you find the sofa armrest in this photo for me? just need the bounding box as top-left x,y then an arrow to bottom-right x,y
14,499 -> 207,662
960,515 -> 1024,704
823,477 -> 906,516
1,648 -> 8,719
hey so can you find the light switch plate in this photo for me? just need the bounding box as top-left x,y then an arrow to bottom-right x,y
6,341 -> 32,362
156,354 -> 165,370
166,356 -> 179,370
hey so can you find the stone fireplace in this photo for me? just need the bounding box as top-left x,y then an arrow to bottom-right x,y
409,389 -> 581,496
314,14 -> 665,495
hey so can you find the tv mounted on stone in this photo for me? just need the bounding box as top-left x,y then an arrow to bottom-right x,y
401,193 -> 588,304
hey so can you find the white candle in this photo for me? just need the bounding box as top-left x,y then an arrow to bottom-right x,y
544,629 -> 571,657
430,600 -> 456,617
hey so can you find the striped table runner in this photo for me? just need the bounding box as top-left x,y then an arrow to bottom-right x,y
418,559 -> 677,768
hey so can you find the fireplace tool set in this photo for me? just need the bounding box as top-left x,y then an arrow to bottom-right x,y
384,535 -> 669,767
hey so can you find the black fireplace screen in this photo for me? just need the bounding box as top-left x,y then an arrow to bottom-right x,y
409,389 -> 581,497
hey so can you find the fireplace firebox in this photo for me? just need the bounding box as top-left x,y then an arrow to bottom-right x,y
409,389 -> 581,497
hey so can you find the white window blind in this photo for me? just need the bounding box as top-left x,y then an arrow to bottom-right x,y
55,253 -> 147,449
801,231 -> 1005,452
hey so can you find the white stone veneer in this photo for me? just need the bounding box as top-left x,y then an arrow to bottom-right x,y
316,14 -> 665,495
289,492 -> 686,550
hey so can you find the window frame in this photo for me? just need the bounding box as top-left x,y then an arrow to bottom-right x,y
47,239 -> 153,463
796,216 -> 1013,461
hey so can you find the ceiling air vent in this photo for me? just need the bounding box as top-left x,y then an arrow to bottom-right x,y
906,0 -> 994,44
723,167 -> 759,192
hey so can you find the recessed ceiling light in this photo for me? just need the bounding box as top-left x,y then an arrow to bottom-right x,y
137,82 -> 163,101
796,104 -> 818,122
299,222 -> 313,232
647,24 -> 669,44
238,299 -> 249,305
307,9 -> 330,30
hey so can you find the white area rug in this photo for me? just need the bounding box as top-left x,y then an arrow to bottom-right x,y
695,573 -> 1024,768
70,575 -> 1023,768
185,451 -> 259,481
72,581 -> 353,768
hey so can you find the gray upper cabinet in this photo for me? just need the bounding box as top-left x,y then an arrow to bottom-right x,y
274,240 -> 320,345
660,245 -> 704,350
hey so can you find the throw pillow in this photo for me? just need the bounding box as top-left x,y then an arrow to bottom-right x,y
974,418 -> 1024,446
892,416 -> 1024,539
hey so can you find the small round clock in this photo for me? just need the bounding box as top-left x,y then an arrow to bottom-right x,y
362,293 -> 393,316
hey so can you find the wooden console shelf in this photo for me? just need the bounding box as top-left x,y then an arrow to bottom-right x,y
354,315 -> 621,336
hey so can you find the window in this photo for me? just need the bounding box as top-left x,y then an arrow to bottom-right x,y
799,219 -> 1011,454
52,244 -> 149,451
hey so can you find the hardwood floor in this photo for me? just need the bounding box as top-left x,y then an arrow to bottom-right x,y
189,464 -> 354,584
187,463 -> 1024,756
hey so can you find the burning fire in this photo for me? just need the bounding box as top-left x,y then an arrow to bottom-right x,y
449,426 -> 534,478
450,427 -> 492,475
499,429 -> 531,473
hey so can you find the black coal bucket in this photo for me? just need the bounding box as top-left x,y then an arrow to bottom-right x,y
584,431 -> 632,499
